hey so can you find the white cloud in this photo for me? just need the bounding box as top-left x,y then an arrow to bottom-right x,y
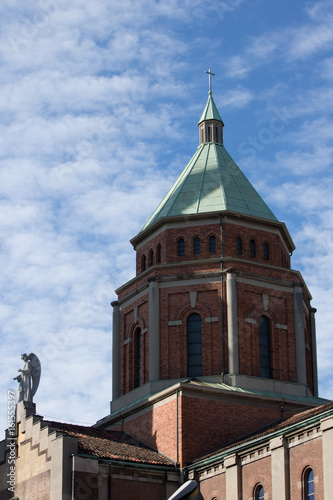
223,88 -> 255,108
224,2 -> 333,79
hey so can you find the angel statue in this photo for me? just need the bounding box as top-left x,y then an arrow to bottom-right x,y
13,353 -> 41,403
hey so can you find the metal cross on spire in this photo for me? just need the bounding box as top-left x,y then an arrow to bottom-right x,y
205,68 -> 215,93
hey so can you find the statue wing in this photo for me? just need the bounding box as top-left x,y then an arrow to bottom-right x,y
29,353 -> 41,399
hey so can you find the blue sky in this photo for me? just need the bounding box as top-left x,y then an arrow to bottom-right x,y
1,0 -> 333,432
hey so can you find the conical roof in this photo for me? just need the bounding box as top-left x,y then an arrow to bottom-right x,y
198,91 -> 223,124
141,142 -> 277,232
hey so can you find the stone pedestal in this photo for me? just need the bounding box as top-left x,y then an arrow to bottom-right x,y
16,400 -> 36,427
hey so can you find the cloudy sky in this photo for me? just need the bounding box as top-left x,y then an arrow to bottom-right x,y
1,0 -> 333,433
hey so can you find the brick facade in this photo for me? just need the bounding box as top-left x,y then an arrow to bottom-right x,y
114,211 -> 315,398
186,405 -> 333,500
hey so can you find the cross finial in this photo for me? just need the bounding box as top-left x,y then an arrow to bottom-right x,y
205,68 -> 215,93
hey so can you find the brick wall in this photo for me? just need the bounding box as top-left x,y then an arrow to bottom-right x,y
117,214 -> 314,397
111,391 -> 294,468
236,282 -> 297,382
110,475 -> 166,500
241,455 -> 271,500
136,223 -> 222,275
179,395 -> 291,466
114,396 -> 180,463
289,436 -> 323,500
195,422 -> 327,500
118,273 -> 311,394
199,471 -> 226,500
135,219 -> 291,275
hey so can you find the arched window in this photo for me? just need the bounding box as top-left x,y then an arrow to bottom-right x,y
142,255 -> 146,272
135,329 -> 142,388
207,126 -> 211,142
304,468 -> 314,499
250,239 -> 256,257
255,485 -> 264,500
194,237 -> 200,255
187,313 -> 202,377
209,235 -> 216,253
236,236 -> 242,255
264,242 -> 269,260
178,238 -> 185,256
157,244 -> 161,264
259,316 -> 271,378
149,249 -> 154,266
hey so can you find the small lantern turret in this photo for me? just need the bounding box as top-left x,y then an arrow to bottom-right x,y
198,69 -> 224,145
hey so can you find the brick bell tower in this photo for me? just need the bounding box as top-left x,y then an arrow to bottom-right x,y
97,83 -> 323,467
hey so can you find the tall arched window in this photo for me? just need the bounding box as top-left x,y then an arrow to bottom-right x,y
304,468 -> 314,499
187,314 -> 202,377
209,235 -> 216,253
157,244 -> 162,264
236,236 -> 242,255
259,316 -> 271,378
135,329 -> 142,388
194,237 -> 200,255
149,249 -> 154,266
255,485 -> 264,500
250,239 -> 256,257
178,238 -> 185,256
142,255 -> 146,272
263,242 -> 269,260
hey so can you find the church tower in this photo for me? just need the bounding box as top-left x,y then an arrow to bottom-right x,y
100,85 -> 320,467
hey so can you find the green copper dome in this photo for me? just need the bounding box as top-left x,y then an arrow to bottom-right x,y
141,143 -> 277,231
140,94 -> 277,233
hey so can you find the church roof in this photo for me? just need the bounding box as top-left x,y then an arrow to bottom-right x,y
45,420 -> 175,466
198,91 -> 223,123
141,141 -> 277,232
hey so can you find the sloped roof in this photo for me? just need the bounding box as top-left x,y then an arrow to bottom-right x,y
141,142 -> 277,232
45,420 -> 174,466
198,91 -> 223,123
